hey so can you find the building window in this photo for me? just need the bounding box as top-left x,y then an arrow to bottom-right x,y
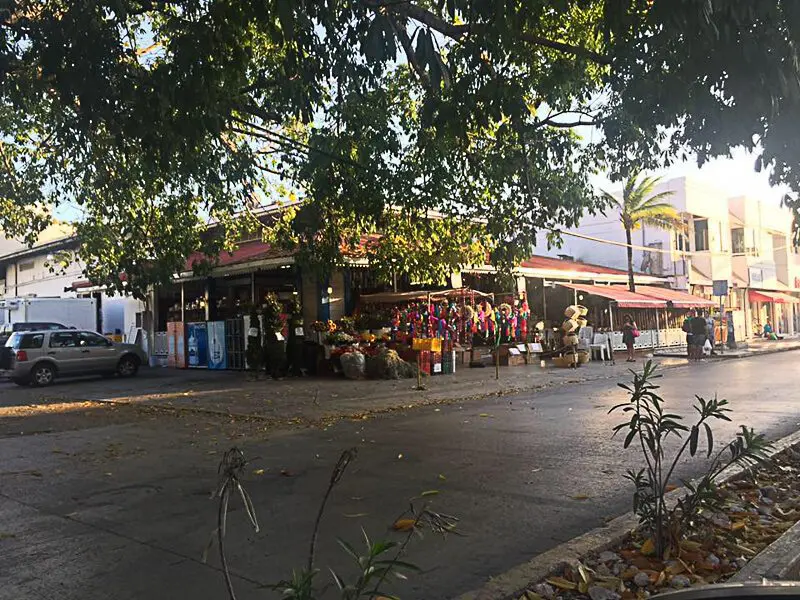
674,230 -> 689,252
693,218 -> 709,252
18,260 -> 35,272
731,228 -> 745,254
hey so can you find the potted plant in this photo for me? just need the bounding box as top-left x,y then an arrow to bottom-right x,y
245,307 -> 263,373
260,293 -> 286,378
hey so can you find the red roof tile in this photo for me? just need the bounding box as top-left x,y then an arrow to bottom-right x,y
519,255 -> 640,277
559,282 -> 665,308
184,242 -> 292,271
633,285 -> 715,307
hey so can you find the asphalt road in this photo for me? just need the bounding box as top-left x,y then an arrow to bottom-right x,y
1,352 -> 800,600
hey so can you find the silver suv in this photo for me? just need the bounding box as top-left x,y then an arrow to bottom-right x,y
2,329 -> 148,386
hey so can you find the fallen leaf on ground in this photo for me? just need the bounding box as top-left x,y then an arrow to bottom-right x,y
640,538 -> 656,556
252,469 -> 265,476
546,576 -> 577,591
666,562 -> 685,575
421,490 -> 439,497
392,519 -> 416,531
571,494 -> 591,501
438,474 -> 447,481
344,513 -> 369,518
680,540 -> 703,552
665,484 -> 679,492
654,571 -> 666,587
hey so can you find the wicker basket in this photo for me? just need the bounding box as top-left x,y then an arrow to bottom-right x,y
552,354 -> 578,368
564,304 -> 589,318
562,318 -> 579,333
576,350 -> 590,364
562,334 -> 579,346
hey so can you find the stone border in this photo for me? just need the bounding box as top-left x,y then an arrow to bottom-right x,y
454,429 -> 800,600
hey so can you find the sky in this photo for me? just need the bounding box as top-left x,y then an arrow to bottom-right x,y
589,148 -> 790,206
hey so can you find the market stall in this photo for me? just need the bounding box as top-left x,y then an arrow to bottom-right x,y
307,287 -> 540,379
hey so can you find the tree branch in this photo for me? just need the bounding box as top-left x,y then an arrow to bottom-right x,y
387,14 -> 431,88
386,2 -> 611,65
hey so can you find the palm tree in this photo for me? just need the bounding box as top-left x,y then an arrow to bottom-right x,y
602,173 -> 681,292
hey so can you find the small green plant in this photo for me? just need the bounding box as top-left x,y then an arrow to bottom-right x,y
261,293 -> 284,334
610,361 -> 771,556
210,447 -> 457,600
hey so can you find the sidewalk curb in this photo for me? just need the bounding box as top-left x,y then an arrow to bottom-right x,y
452,428 -> 800,600
654,343 -> 800,360
90,360 -> 694,424
86,344 -> 798,425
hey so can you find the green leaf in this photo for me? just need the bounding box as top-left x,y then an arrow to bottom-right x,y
624,427 -> 637,449
703,422 -> 714,457
689,425 -> 699,456
275,0 -> 295,41
364,17 -> 386,62
337,538 -> 361,562
329,568 -> 346,590
414,29 -> 430,69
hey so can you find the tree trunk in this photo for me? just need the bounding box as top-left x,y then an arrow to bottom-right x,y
625,225 -> 636,293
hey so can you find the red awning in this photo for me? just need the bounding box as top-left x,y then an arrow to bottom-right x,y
558,283 -> 665,308
748,290 -> 800,304
632,285 -> 716,308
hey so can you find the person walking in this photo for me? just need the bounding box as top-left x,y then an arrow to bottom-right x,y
621,314 -> 638,362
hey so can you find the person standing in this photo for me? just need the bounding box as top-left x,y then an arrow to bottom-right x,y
690,310 -> 707,359
704,311 -> 715,355
682,311 -> 694,357
621,314 -> 638,362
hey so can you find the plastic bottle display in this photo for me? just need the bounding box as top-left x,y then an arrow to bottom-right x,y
210,333 -> 222,364
188,331 -> 198,366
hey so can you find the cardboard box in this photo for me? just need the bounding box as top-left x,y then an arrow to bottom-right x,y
415,350 -> 431,375
412,338 -> 442,352
470,346 -> 493,365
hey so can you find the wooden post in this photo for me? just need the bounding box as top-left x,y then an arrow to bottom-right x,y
495,337 -> 500,380
655,308 -> 660,350
180,281 -> 185,323
417,349 -> 422,390
608,302 -> 615,365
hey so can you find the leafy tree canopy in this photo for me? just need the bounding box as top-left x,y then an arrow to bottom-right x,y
1,0 -> 799,296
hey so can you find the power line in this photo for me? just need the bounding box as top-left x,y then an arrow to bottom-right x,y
556,229 -> 795,258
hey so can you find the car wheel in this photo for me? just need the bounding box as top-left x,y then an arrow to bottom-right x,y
117,356 -> 139,377
11,377 -> 29,386
30,364 -> 55,387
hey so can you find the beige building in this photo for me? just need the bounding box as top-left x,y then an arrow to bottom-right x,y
537,176 -> 800,339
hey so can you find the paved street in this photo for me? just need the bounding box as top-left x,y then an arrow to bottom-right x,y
1,351 -> 800,600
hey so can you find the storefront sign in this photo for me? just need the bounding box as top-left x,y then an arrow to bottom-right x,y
712,280 -> 728,296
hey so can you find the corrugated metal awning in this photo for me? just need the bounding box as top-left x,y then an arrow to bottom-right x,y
558,283 -> 665,308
